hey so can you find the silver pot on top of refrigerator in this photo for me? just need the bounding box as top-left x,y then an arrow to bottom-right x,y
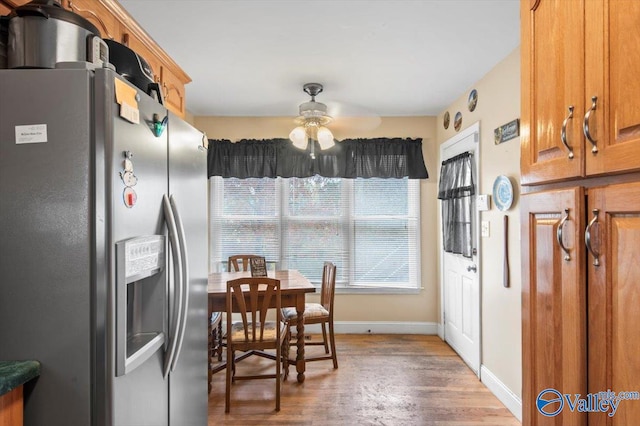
7,0 -> 107,69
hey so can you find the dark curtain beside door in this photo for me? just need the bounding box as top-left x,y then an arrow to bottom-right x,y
438,152 -> 475,258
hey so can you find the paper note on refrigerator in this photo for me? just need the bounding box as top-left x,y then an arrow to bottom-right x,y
15,124 -> 48,144
114,78 -> 140,124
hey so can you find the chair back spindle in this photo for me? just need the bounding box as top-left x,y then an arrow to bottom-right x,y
320,261 -> 336,313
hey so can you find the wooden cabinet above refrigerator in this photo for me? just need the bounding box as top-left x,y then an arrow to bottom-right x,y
1,0 -> 190,118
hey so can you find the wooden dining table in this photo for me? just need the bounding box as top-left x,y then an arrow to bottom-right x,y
207,269 -> 316,383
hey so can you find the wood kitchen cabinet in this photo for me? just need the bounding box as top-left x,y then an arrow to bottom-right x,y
120,30 -> 163,87
66,0 -> 191,118
160,66 -> 185,120
120,30 -> 186,117
522,182 -> 640,424
587,182 -> 640,425
521,0 -> 640,185
117,14 -> 190,118
64,0 -> 121,41
521,0 -> 640,424
521,187 -> 587,425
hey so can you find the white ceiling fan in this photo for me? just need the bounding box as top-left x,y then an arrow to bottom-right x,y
288,83 -> 382,157
289,83 -> 335,152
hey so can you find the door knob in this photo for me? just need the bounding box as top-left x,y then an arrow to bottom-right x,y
467,264 -> 477,273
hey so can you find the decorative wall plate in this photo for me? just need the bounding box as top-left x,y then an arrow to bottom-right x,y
493,175 -> 514,211
454,111 -> 462,131
443,111 -> 450,129
468,89 -> 478,112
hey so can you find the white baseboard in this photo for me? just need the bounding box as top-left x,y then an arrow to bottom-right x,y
303,321 -> 439,335
480,365 -> 522,422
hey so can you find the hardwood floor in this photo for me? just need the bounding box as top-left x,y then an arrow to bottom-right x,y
208,334 -> 520,425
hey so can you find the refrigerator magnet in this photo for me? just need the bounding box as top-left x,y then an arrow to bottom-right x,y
123,187 -> 137,208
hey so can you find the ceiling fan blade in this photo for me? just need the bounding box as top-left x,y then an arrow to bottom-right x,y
324,100 -> 377,118
324,100 -> 382,135
329,115 -> 382,136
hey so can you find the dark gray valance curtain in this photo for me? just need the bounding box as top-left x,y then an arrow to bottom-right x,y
207,137 -> 429,179
438,152 -> 475,258
276,139 -> 347,178
206,139 -> 279,178
342,138 -> 428,178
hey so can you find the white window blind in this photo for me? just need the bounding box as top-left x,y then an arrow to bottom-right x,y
351,178 -> 420,288
282,176 -> 349,285
209,178 -> 280,273
209,176 -> 421,289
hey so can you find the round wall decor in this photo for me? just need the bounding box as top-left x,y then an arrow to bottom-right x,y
493,175 -> 514,211
468,89 -> 478,112
454,111 -> 462,131
443,111 -> 450,129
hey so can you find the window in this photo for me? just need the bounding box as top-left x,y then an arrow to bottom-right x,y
209,175 -> 421,291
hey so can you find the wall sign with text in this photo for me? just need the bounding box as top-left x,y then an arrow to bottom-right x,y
494,119 -> 520,145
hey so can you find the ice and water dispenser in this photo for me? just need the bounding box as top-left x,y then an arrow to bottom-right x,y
115,235 -> 166,376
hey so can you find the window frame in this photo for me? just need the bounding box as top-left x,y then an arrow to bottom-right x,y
209,176 -> 422,294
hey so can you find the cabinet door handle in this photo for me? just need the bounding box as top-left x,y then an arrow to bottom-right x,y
560,106 -> 575,159
583,96 -> 598,153
585,208 -> 600,267
557,208 -> 571,261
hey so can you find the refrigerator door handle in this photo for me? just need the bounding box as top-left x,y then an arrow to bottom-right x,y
162,194 -> 184,378
169,194 -> 190,371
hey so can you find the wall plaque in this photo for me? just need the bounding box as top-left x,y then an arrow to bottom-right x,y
494,119 -> 520,145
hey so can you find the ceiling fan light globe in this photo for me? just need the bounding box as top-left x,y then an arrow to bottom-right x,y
289,126 -> 308,149
317,126 -> 335,150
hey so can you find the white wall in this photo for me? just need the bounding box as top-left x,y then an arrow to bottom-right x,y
436,47 -> 522,415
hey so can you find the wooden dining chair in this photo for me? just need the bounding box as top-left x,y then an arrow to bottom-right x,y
225,277 -> 290,413
282,261 -> 338,369
209,253 -> 263,389
228,254 -> 262,273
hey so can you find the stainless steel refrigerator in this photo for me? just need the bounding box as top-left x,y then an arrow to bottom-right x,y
0,65 -> 208,426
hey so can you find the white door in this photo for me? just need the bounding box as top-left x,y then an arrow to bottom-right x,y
440,122 -> 480,376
